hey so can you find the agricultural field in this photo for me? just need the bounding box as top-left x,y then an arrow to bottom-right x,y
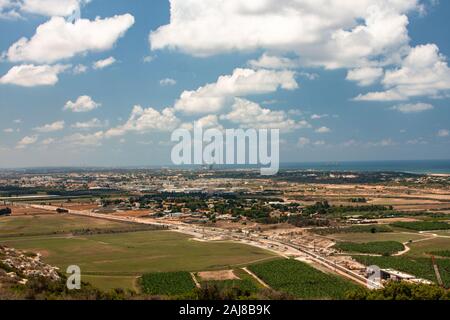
140,272 -> 196,296
433,230 -> 450,237
407,237 -> 450,258
354,256 -> 450,288
82,275 -> 140,292
248,259 -> 359,300
0,228 -> 279,291
321,225 -> 393,235
0,205 -> 54,216
201,279 -> 259,294
392,221 -> 450,231
430,251 -> 450,258
0,214 -> 140,238
198,269 -> 261,294
329,232 -> 428,243
334,241 -> 405,256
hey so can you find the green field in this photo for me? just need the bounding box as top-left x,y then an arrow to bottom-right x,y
201,279 -> 259,294
315,225 -> 393,235
0,215 -> 138,238
248,259 -> 359,300
432,230 -> 450,237
392,221 -> 450,231
334,241 -> 405,256
330,232 -> 428,243
354,256 -> 450,288
0,228 -> 279,291
199,269 -> 261,294
430,251 -> 450,258
140,272 -> 196,296
407,237 -> 450,257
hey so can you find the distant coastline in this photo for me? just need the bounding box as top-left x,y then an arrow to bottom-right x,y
280,160 -> 450,174
1,160 -> 450,175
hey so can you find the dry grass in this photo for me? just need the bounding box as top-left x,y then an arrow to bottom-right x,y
1,205 -> 55,216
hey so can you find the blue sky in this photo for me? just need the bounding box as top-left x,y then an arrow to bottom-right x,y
0,0 -> 449,168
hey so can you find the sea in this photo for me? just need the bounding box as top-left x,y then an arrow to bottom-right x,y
280,160 -> 450,174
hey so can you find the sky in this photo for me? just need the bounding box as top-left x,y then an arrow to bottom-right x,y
0,0 -> 449,168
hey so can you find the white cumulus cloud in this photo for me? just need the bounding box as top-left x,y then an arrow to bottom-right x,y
64,95 -> 101,113
71,118 -> 108,130
221,98 -> 308,131
346,67 -> 384,86
315,126 -> 331,134
93,56 -> 116,70
174,68 -> 298,114
159,78 -> 177,86
34,120 -> 65,133
391,102 -> 434,113
5,14 -> 134,63
355,44 -> 450,101
19,0 -> 89,17
0,64 -> 69,87
105,106 -> 180,137
150,0 -> 420,69
16,135 -> 38,149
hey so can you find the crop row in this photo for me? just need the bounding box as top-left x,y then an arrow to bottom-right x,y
140,271 -> 196,296
248,259 -> 359,300
354,256 -> 450,288
392,221 -> 450,231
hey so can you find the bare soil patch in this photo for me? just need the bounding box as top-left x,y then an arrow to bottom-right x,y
197,269 -> 240,281
1,205 -> 55,216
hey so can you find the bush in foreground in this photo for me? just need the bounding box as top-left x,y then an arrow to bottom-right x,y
347,282 -> 450,300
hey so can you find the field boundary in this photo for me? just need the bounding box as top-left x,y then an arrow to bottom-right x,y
242,267 -> 270,289
190,272 -> 201,288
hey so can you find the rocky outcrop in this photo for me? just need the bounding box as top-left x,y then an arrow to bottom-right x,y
0,245 -> 60,285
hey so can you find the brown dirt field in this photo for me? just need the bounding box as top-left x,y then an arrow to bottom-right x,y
49,203 -> 99,211
1,205 -> 55,216
114,210 -> 154,217
197,270 -> 239,281
373,217 -> 421,224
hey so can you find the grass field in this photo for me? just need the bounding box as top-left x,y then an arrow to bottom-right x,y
0,214 -> 136,238
330,232 -> 428,243
407,237 -> 450,257
430,251 -> 450,258
199,269 -> 261,294
0,228 -> 279,291
334,241 -> 405,256
315,225 -> 393,235
392,221 -> 450,231
201,279 -> 259,294
248,259 -> 359,300
82,275 -> 140,292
